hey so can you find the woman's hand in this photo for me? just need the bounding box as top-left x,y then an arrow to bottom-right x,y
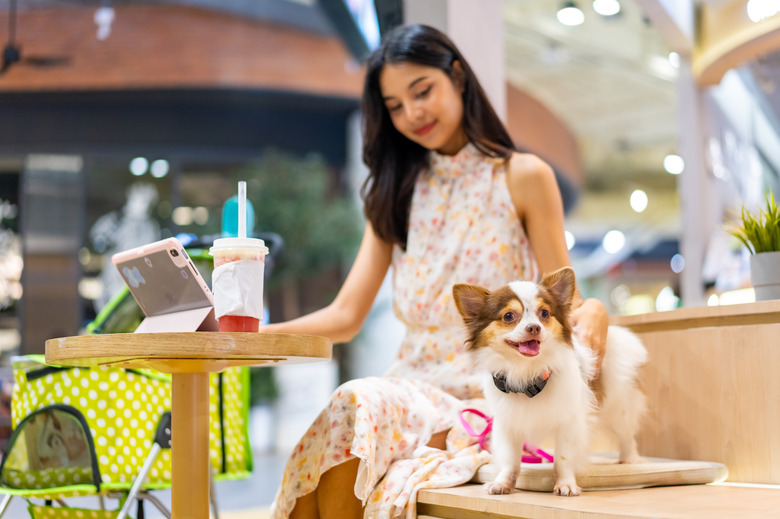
571,298 -> 609,378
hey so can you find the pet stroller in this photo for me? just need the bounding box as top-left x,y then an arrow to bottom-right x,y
0,233 -> 282,518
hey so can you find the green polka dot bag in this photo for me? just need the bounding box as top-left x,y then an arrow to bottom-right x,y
27,505 -> 116,519
0,355 -> 252,518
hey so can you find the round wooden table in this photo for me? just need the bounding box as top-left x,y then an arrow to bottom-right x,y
45,332 -> 332,519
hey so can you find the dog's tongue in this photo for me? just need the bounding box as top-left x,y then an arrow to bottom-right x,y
518,340 -> 540,356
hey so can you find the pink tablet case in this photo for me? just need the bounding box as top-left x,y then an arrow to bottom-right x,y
112,238 -> 219,334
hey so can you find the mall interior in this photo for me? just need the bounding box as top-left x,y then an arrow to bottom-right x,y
0,0 -> 778,517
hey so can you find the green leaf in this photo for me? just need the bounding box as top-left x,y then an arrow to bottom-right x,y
728,191 -> 780,254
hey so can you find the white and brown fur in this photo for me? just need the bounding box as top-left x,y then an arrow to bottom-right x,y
452,267 -> 647,496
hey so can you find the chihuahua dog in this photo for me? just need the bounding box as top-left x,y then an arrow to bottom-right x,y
452,267 -> 646,496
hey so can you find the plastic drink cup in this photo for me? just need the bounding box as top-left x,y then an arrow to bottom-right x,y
210,237 -> 269,332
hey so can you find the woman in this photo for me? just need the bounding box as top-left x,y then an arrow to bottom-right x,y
266,24 -> 609,519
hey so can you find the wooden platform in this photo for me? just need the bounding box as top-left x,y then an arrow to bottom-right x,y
417,482 -> 780,518
472,456 -> 728,492
611,300 -> 780,484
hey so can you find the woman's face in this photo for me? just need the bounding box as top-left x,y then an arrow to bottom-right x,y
379,61 -> 468,155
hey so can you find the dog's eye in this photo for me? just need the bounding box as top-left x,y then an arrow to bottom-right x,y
540,309 -> 550,319
502,312 -> 516,323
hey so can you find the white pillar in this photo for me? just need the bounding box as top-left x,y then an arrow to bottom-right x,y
677,56 -> 710,306
636,0 -> 708,306
403,0 -> 505,120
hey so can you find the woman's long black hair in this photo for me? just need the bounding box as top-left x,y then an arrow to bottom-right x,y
361,24 -> 515,249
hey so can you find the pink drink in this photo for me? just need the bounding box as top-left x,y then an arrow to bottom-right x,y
218,315 -> 260,332
210,238 -> 268,332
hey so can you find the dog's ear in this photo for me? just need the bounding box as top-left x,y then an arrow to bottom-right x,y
452,283 -> 490,320
541,267 -> 576,305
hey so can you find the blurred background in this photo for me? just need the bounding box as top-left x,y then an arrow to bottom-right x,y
0,0 -> 777,513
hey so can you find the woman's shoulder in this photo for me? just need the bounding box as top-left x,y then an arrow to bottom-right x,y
505,151 -> 555,187
504,152 -> 558,214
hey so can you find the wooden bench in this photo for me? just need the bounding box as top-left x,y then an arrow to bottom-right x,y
417,483 -> 780,518
612,299 -> 780,484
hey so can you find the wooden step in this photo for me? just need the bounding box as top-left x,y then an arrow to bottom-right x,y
472,455 -> 728,492
417,482 -> 780,518
611,300 -> 780,484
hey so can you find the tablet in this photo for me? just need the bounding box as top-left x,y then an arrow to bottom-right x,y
112,237 -> 218,332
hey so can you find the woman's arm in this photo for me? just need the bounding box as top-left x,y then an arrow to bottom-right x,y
262,222 -> 393,344
506,153 -> 609,370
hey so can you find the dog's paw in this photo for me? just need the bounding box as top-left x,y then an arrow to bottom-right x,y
618,454 -> 644,464
553,481 -> 581,496
484,481 -> 514,495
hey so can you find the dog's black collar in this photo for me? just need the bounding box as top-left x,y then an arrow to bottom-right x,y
492,369 -> 551,398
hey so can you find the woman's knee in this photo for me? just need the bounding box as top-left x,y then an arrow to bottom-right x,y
329,377 -> 385,409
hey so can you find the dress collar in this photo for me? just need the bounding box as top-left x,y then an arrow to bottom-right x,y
428,142 -> 481,177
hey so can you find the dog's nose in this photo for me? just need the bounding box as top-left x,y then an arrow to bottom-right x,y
525,323 -> 541,335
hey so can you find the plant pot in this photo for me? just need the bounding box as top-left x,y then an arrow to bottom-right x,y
750,251 -> 780,301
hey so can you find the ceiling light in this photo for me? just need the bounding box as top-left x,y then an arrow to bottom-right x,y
129,157 -> 148,176
172,207 -> 193,226
557,2 -> 585,26
193,207 -> 209,225
593,0 -> 621,16
602,230 -> 625,254
94,6 -> 115,41
670,253 -> 685,273
668,51 -> 680,68
150,159 -> 170,178
630,189 -> 648,213
663,154 -> 685,175
747,0 -> 780,23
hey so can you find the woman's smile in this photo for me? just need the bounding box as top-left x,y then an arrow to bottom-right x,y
414,121 -> 436,136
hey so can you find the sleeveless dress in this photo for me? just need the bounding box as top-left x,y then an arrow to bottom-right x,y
270,143 -> 537,519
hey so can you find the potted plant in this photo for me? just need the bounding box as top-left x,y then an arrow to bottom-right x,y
729,192 -> 780,301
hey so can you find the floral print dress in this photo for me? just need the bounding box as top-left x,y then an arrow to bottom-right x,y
271,143 -> 537,519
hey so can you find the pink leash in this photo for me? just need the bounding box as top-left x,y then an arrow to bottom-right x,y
458,408 -> 492,450
459,408 -> 554,463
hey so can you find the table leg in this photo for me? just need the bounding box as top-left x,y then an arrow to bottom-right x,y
171,372 -> 210,519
